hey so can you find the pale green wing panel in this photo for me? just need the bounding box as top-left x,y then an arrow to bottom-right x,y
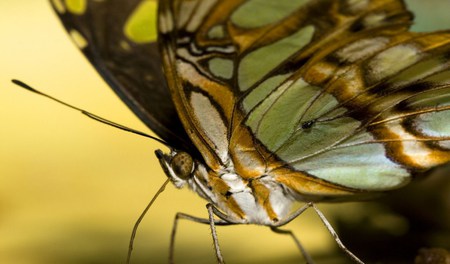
237,25 -> 315,91
246,78 -> 325,151
242,74 -> 291,112
414,111 -> 450,144
230,0 -> 310,28
242,30 -> 450,190
292,135 -> 410,190
396,83 -> 450,150
275,116 -> 360,162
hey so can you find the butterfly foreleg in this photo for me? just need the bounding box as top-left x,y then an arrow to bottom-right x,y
169,205 -> 231,264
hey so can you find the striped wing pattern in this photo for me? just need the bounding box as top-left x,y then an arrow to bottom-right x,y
49,0 -> 450,224
158,0 -> 450,201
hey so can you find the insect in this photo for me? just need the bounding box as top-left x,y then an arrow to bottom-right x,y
19,0 -> 450,263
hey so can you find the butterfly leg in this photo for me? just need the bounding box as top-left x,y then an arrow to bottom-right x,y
273,202 -> 364,263
271,203 -> 313,263
169,206 -> 231,264
206,203 -> 225,264
270,226 -> 315,264
310,203 -> 364,264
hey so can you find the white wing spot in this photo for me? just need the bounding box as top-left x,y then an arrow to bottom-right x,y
190,92 -> 229,162
336,37 -> 389,63
363,13 -> 387,28
347,0 -> 369,13
368,44 -> 421,81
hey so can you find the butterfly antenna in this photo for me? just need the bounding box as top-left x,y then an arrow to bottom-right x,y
126,178 -> 170,264
11,79 -> 171,147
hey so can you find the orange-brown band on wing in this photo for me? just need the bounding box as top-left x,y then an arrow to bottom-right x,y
272,167 -> 357,198
370,123 -> 450,170
229,120 -> 268,178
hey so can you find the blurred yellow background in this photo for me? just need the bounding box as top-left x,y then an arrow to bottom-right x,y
1,1 -> 449,264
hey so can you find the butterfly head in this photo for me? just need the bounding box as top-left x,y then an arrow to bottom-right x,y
155,149 -> 226,212
155,149 -> 195,188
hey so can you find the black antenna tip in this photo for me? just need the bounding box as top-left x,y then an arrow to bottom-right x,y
11,79 -> 37,93
155,149 -> 164,159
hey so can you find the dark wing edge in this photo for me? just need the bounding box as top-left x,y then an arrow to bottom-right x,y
48,0 -> 199,154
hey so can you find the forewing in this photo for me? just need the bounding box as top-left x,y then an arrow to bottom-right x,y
159,0 -> 450,195
49,0 -> 197,153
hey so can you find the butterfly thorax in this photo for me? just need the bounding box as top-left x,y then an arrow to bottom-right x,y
156,149 -> 294,225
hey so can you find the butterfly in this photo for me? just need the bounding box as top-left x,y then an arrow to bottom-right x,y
48,0 -> 450,263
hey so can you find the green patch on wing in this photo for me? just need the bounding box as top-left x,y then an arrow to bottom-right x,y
277,116 -> 360,160
415,110 -> 450,138
208,58 -> 234,79
231,0 -> 309,28
246,79 -> 292,130
294,139 -> 410,190
243,74 -> 291,112
247,78 -> 334,151
389,56 -> 447,85
238,25 -> 315,91
425,69 -> 450,83
405,86 -> 450,108
207,25 -> 225,39
244,74 -> 410,190
124,0 -> 158,43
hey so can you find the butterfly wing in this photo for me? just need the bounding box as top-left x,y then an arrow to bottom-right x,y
49,0 -> 198,154
159,0 -> 450,198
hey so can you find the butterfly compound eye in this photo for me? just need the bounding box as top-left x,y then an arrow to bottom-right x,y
170,152 -> 194,180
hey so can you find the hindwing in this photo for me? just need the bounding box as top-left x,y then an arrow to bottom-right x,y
158,0 -> 450,196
